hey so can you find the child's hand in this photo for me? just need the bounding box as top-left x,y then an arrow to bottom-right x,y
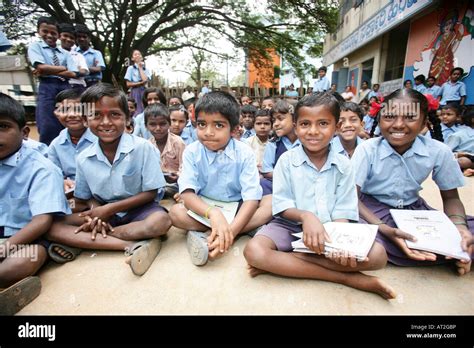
74,215 -> 114,240
79,205 -> 113,222
326,249 -> 361,268
301,212 -> 331,254
64,178 -> 75,193
381,225 -> 437,261
173,192 -> 182,203
207,208 -> 234,254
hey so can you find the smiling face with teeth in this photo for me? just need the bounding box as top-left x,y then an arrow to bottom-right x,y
378,96 -> 427,155
87,96 -> 127,148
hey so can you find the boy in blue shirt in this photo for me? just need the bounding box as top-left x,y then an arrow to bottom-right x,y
169,91 -> 270,266
46,84 -> 171,276
75,24 -> 106,88
244,92 -> 395,299
312,66 -> 330,93
48,89 -> 97,198
0,93 -> 70,314
438,67 -> 467,106
331,102 -> 365,158
27,17 -> 78,145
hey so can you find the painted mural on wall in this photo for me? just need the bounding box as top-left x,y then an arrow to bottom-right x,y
406,0 -> 474,103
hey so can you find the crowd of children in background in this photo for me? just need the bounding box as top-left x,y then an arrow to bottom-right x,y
0,16 -> 473,314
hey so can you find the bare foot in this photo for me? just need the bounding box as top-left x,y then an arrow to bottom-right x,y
456,260 -> 471,275
345,273 -> 397,300
53,246 -> 74,260
247,264 -> 267,277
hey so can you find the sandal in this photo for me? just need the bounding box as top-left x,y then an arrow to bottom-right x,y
0,276 -> 41,315
48,243 -> 82,264
126,239 -> 162,276
186,231 -> 209,266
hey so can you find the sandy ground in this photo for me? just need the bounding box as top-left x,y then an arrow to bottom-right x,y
17,126 -> 474,315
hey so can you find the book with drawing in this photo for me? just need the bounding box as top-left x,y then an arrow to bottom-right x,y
390,209 -> 470,261
291,222 -> 378,261
187,196 -> 239,228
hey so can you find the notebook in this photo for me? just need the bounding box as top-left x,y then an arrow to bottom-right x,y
291,222 -> 378,261
187,196 -> 239,228
390,209 -> 470,261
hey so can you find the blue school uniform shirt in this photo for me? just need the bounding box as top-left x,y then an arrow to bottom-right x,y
440,123 -> 469,142
272,145 -> 358,222
0,145 -> 71,237
425,85 -> 441,98
28,40 -> 78,77
124,64 -> 151,82
438,80 -> 466,105
23,139 -> 48,157
446,127 -> 474,153
261,136 -> 301,173
414,84 -> 427,93
352,136 -> 465,208
180,120 -> 198,145
330,135 -> 363,158
178,138 -> 262,202
132,112 -> 152,140
75,46 -> 105,82
74,133 -> 165,216
241,127 -> 256,139
47,128 -> 97,180
362,115 -> 380,136
313,76 -> 330,92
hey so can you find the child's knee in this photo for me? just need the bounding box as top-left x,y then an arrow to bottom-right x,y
243,238 -> 267,265
367,242 -> 388,270
169,203 -> 186,224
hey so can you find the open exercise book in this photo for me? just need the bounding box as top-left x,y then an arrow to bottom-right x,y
390,209 -> 470,261
187,196 -> 239,228
291,222 -> 378,261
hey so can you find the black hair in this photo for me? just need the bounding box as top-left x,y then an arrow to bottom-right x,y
168,95 -> 184,105
169,105 -> 189,121
241,104 -> 258,117
451,67 -> 464,75
460,108 -> 473,128
414,74 -> 426,83
142,87 -> 167,107
294,91 -> 340,123
255,108 -> 272,124
80,83 -> 130,120
318,66 -> 327,72
37,17 -> 58,31
126,96 -> 137,107
195,91 -> 240,129
373,83 -> 380,88
403,79 -> 412,87
427,75 -> 437,81
262,95 -> 274,102
55,88 -> 82,103
270,99 -> 294,120
341,102 -> 364,121
0,93 -> 26,129
58,23 -> 76,35
144,103 -> 170,125
369,88 -> 443,141
328,90 -> 345,105
184,97 -> 196,110
441,103 -> 461,116
75,24 -> 91,36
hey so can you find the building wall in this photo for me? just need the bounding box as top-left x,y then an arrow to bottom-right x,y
247,49 -> 280,89
405,0 -> 474,104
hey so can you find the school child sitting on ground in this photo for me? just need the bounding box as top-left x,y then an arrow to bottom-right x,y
243,92 -> 395,299
145,103 -> 185,198
45,84 -> 171,276
0,93 -> 70,315
169,91 -> 272,266
22,125 -> 49,157
27,16 -> 78,145
243,108 -> 272,174
438,104 -> 468,142
261,96 -> 275,110
331,102 -> 365,159
352,88 -> 473,275
240,104 -> 257,139
446,109 -> 474,176
127,96 -> 137,118
48,89 -> 97,196
168,105 -> 189,138
133,87 -> 167,139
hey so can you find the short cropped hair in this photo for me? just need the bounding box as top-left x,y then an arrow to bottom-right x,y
80,83 -> 129,119
294,91 -> 340,123
195,91 -> 240,129
144,103 -> 170,125
240,104 -> 258,117
0,93 -> 26,128
55,88 -> 82,103
341,102 -> 364,121
37,17 -> 58,31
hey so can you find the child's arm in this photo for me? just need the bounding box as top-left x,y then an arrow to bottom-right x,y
3,215 -> 53,251
230,200 -> 258,235
440,188 -> 473,257
181,190 -> 233,253
33,63 -> 67,76
261,142 -> 276,179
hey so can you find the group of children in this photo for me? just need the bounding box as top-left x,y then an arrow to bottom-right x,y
1,78 -> 473,314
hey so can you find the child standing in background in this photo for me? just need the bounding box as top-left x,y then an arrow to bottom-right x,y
352,88 -> 473,274
145,103 -> 185,198
244,92 -> 395,299
124,49 -> 151,114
